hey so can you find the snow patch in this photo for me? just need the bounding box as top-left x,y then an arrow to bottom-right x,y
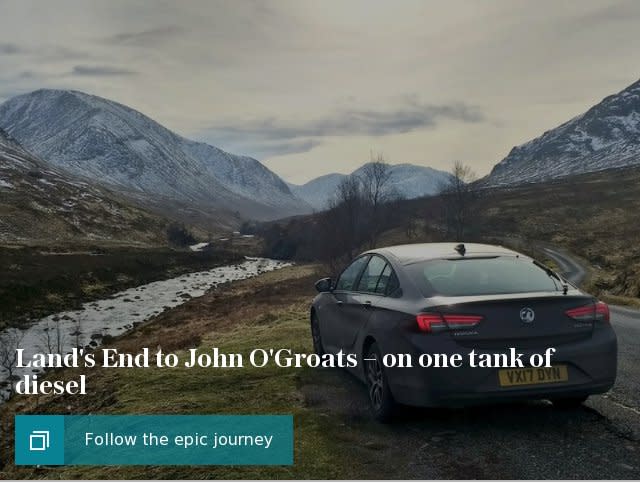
189,242 -> 210,252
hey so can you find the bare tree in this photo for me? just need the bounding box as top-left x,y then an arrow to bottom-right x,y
0,328 -> 25,396
71,311 -> 84,349
404,217 -> 418,239
359,153 -> 395,208
39,323 -> 56,355
55,318 -> 65,354
37,317 -> 66,355
331,175 -> 367,257
317,175 -> 368,272
315,153 -> 406,271
438,161 -> 480,240
358,154 -> 399,247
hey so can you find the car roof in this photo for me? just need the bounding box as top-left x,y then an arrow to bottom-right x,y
367,242 -> 523,265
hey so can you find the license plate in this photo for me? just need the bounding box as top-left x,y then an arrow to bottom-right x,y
498,365 -> 568,387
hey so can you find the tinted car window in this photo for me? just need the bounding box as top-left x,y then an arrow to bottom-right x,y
335,256 -> 370,291
376,264 -> 400,295
357,256 -> 387,292
408,256 -> 560,297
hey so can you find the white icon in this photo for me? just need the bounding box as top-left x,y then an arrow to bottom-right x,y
29,430 -> 50,451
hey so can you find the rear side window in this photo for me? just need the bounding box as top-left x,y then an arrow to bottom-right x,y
357,256 -> 387,292
335,256 -> 370,291
407,256 -> 561,297
376,264 -> 400,295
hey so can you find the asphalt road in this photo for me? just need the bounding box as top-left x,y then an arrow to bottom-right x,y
542,246 -> 640,440
307,247 -> 640,479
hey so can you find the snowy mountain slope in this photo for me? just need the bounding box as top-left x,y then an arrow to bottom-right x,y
182,140 -> 297,210
288,163 -> 451,210
0,89 -> 311,220
368,163 -> 451,199
287,173 -> 347,210
0,128 -> 167,244
485,78 -> 640,186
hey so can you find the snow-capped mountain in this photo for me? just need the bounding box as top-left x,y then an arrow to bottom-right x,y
485,78 -> 640,186
287,173 -> 347,210
288,163 -> 451,210
0,127 -> 166,243
0,89 -> 311,220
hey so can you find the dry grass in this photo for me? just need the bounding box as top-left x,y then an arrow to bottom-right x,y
476,167 -> 640,303
377,166 -> 640,306
2,264 -> 638,479
0,245 -> 244,329
1,263 -> 447,479
1,264 -> 396,480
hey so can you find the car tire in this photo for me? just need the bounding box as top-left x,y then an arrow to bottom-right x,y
365,342 -> 395,422
552,396 -> 588,409
310,313 -> 325,356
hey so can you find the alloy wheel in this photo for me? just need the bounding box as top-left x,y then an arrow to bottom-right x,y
366,355 -> 384,409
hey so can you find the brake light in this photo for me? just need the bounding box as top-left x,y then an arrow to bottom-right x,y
416,314 -> 446,332
565,301 -> 610,323
416,313 -> 483,333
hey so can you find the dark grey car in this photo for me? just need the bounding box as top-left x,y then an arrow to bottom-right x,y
310,243 -> 617,421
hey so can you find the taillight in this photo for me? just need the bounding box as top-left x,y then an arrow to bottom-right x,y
416,313 -> 483,333
416,314 -> 446,332
565,301 -> 610,323
596,302 -> 611,322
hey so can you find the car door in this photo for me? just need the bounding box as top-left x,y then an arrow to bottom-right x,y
320,255 -> 370,353
338,255 -> 389,352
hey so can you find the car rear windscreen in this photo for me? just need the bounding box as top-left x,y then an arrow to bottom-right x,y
407,256 -> 562,297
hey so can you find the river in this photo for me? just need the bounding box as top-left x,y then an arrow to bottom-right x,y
0,257 -> 291,399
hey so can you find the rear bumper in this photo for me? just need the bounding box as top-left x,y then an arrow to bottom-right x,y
382,327 -> 617,407
392,377 -> 615,407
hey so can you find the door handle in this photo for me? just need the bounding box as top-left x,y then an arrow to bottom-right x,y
363,301 -> 372,309
335,300 -> 344,306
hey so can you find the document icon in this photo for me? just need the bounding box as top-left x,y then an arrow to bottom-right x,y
29,430 -> 50,451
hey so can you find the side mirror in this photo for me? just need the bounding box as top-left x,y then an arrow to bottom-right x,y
315,277 -> 333,293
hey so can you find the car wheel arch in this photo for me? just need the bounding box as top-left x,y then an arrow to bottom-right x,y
362,334 -> 376,352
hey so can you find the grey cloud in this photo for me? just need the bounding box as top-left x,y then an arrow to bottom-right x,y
208,101 -> 483,142
103,26 -> 182,46
0,42 -> 25,55
576,0 -> 640,25
71,65 -> 138,77
230,139 -> 321,158
18,71 -> 37,79
39,46 -> 92,61
200,100 -> 483,157
0,43 -> 90,61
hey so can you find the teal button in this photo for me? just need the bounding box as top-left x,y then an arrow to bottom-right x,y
15,415 -> 65,466
15,415 -> 293,466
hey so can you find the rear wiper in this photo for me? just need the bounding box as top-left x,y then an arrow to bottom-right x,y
533,260 -> 569,294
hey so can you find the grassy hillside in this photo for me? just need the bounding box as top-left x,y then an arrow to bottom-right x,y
0,266 -> 383,479
0,137 -> 167,246
2,265 -> 637,479
385,166 -> 640,305
0,128 -> 243,246
475,166 -> 640,304
261,166 -> 640,306
0,241 -> 265,329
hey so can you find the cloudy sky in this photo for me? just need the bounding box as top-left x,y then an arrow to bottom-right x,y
1,0 -> 639,183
